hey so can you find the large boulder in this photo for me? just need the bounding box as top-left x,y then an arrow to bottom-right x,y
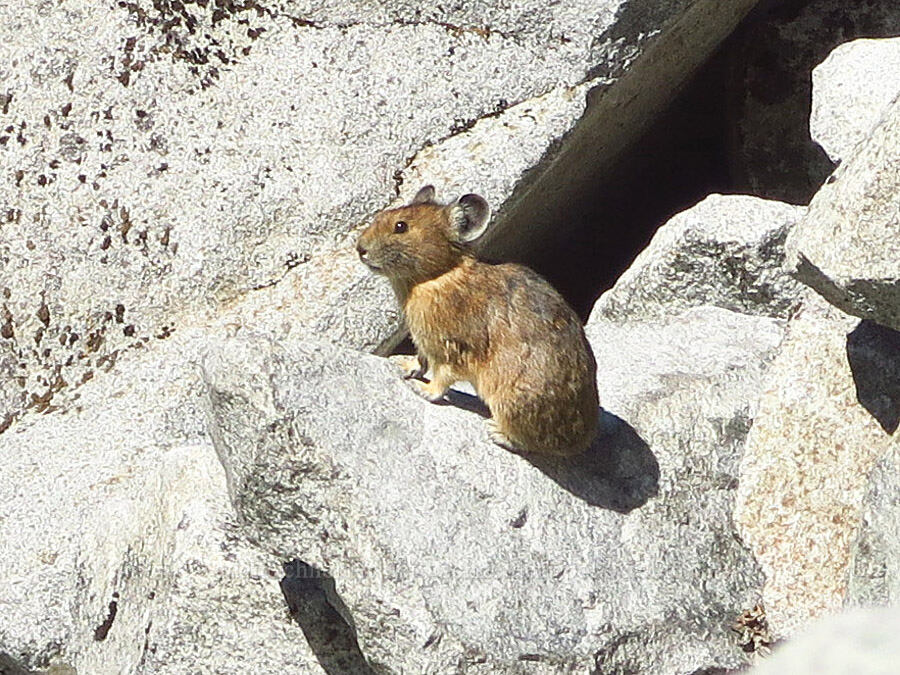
0,331 -> 330,674
202,312 -> 776,673
592,194 -> 806,323
0,0 -> 760,429
734,295 -> 898,638
810,37 -> 900,164
785,95 -> 900,332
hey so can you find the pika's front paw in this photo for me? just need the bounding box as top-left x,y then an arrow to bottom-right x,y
485,419 -> 521,452
388,354 -> 427,380
406,377 -> 447,403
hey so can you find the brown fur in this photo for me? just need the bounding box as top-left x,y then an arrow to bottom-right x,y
356,187 -> 599,456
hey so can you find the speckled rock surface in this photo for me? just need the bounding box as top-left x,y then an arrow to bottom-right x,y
203,305 -> 779,673
0,0 -> 759,430
849,435 -> 900,608
0,331 -> 330,674
734,294 -> 898,639
811,37 -> 900,163
785,95 -> 900,332
592,193 -> 806,323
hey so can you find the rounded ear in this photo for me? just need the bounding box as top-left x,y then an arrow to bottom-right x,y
411,185 -> 436,204
451,193 -> 491,243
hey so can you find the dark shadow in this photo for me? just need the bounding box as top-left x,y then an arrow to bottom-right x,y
440,391 -> 658,512
846,321 -> 900,435
280,560 -> 376,675
444,388 -> 491,418
726,0 -> 900,205
484,44 -> 735,320
0,653 -> 30,675
518,410 -> 659,513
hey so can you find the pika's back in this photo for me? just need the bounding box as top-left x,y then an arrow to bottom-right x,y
463,262 -> 599,454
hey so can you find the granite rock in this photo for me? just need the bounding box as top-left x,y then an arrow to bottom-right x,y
849,434 -> 900,608
203,304 -> 780,673
749,607 -> 900,675
785,96 -> 900,332
592,193 -> 806,323
0,331 -> 329,674
734,296 -> 898,639
811,37 -> 900,163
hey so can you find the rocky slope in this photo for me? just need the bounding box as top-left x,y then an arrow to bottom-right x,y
2,3 -> 900,674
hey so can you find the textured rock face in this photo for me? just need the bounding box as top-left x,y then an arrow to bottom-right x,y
5,6 -> 900,674
592,194 -> 806,322
0,331 -> 329,674
849,435 -> 900,607
811,37 -> 900,163
202,314 -> 774,673
0,0 -> 759,429
734,295 -> 897,638
785,96 -> 900,332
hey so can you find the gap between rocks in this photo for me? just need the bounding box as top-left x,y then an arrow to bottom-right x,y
388,0 -> 900,341
280,559 -> 375,675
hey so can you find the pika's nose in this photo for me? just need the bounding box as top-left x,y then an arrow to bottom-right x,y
356,242 -> 368,260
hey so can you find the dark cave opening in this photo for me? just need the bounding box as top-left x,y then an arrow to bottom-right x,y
499,40 -> 737,320
387,0 -> 900,354
480,0 -> 900,321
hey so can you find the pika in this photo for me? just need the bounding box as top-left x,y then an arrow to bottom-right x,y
356,186 -> 599,456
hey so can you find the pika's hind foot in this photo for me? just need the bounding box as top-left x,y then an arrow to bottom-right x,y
388,354 -> 427,380
406,377 -> 447,403
486,419 -> 522,452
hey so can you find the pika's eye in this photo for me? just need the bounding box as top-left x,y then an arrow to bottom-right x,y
393,221 -> 408,234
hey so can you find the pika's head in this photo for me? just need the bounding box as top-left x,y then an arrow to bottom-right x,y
356,185 -> 490,285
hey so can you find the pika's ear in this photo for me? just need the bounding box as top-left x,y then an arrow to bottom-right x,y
411,185 -> 436,204
450,193 -> 491,243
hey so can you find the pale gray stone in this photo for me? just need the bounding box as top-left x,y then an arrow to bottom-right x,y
593,194 -> 806,323
749,607 -> 900,675
202,299 -> 782,673
785,97 -> 900,332
0,331 -> 327,674
734,296 -> 897,639
811,38 -> 900,163
849,435 -> 900,608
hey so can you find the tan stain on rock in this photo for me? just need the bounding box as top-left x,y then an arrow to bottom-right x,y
735,295 -> 895,638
